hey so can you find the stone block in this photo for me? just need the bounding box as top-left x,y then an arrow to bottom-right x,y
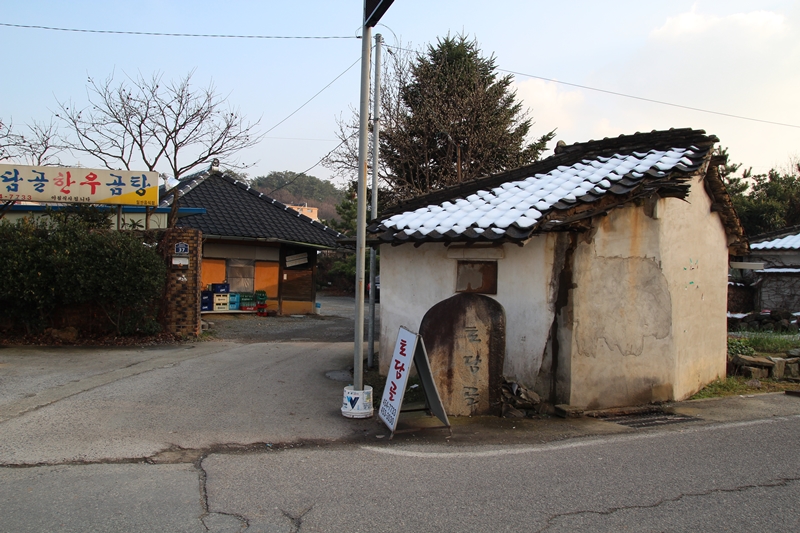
785,363 -> 800,379
419,293 -> 505,417
741,366 -> 769,379
734,354 -> 775,368
555,404 -> 584,418
768,357 -> 786,379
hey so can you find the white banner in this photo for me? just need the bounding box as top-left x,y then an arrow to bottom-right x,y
378,326 -> 417,431
0,164 -> 159,206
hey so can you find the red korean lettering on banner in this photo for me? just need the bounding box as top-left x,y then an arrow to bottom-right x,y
80,172 -> 100,195
394,359 -> 405,379
55,171 -> 73,194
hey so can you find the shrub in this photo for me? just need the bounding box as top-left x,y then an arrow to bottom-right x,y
744,332 -> 800,353
727,338 -> 755,359
0,215 -> 166,335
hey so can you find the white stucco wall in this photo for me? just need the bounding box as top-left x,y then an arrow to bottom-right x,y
658,174 -> 728,400
378,237 -> 556,387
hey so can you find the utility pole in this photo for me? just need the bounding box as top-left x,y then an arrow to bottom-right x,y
342,0 -> 393,418
367,33 -> 382,370
353,21 -> 372,392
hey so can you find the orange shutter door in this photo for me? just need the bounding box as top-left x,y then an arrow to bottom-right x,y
201,258 -> 227,290
255,261 -> 279,299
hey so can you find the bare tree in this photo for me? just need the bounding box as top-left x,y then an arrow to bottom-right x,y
0,117 -> 64,166
0,118 -> 15,161
57,70 -> 262,226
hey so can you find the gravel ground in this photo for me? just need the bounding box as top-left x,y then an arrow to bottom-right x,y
204,294 -> 379,343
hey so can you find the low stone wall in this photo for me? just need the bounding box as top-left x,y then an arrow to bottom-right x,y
732,350 -> 800,381
728,309 -> 799,333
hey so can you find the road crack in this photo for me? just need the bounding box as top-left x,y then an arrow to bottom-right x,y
282,505 -> 314,533
197,454 -> 250,532
535,476 -> 800,532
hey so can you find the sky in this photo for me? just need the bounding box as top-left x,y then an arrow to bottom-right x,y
2,0 -> 799,188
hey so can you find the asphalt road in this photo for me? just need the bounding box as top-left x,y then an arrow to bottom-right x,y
3,412 -> 799,532
2,296 -> 800,532
205,294 -> 378,343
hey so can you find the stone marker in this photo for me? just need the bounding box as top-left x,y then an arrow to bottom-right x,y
419,293 -> 505,416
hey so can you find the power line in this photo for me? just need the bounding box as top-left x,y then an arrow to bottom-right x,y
502,69 -> 800,129
268,132 -> 357,195
0,22 -> 358,39
264,56 -> 361,135
381,44 -> 799,129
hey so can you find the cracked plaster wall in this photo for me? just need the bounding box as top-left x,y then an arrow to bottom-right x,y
658,173 -> 729,400
566,173 -> 728,409
567,206 -> 675,409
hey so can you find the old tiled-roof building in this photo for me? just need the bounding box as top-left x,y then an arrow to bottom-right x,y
161,166 -> 343,315
369,128 -> 746,411
747,226 -> 800,311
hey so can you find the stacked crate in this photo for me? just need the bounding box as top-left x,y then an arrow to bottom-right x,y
212,283 -> 230,311
239,293 -> 256,311
213,293 -> 229,311
228,293 -> 240,311
201,291 -> 213,311
255,290 -> 268,317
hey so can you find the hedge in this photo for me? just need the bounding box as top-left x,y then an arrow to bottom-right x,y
0,214 -> 166,335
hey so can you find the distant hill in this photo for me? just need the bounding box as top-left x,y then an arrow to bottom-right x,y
250,171 -> 344,222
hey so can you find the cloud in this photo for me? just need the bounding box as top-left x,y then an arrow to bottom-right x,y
651,7 -> 786,41
513,78 -> 585,137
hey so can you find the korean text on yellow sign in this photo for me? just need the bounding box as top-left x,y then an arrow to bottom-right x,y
0,164 -> 159,206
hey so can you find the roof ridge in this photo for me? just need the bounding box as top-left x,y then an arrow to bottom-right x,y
160,170 -> 213,207
381,128 -> 717,218
218,173 -> 345,239
749,224 -> 800,243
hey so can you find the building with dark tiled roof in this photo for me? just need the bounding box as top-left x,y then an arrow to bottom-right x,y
743,225 -> 800,311
368,128 -> 746,411
161,165 -> 344,315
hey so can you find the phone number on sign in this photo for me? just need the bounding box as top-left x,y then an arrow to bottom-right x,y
0,194 -> 33,201
379,398 -> 397,425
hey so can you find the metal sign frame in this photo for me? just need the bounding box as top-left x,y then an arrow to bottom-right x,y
364,0 -> 394,27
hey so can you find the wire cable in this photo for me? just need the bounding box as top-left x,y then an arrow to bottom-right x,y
268,132 -> 358,195
502,68 -> 800,129
264,56 -> 361,135
0,22 -> 359,39
381,44 -> 799,130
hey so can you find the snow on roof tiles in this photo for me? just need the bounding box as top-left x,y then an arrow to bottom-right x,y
370,129 -> 718,245
751,232 -> 800,251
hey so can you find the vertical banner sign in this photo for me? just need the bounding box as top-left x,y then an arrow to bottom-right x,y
378,327 -> 417,432
379,326 -> 450,435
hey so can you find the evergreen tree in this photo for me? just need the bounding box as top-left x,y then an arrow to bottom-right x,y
719,148 -> 800,236
325,35 -> 554,203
